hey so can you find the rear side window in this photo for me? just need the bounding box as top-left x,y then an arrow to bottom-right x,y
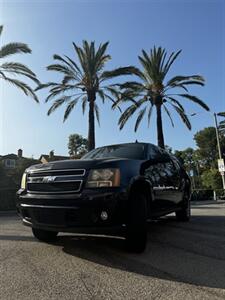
148,145 -> 162,159
171,156 -> 181,172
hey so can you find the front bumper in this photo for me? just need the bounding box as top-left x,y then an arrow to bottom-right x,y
16,188 -> 128,236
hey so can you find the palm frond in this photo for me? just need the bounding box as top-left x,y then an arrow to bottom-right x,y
1,62 -> 39,83
72,42 -> 88,75
103,93 -> 122,113
167,75 -> 204,86
95,41 -> 110,71
166,96 -> 185,111
45,85 -> 80,102
64,54 -> 82,74
100,66 -> 139,81
47,63 -> 74,77
217,112 -> 225,117
3,76 -> 38,102
134,107 -> 147,131
118,104 -> 139,130
147,104 -> 154,127
47,98 -> 67,116
97,89 -> 105,103
53,54 -> 82,81
118,98 -> 146,130
82,96 -> 88,114
63,98 -> 79,122
163,49 -> 182,77
35,82 -> 58,91
105,86 -> 121,100
0,43 -> 31,58
179,94 -> 209,111
111,88 -> 141,110
116,81 -> 145,91
53,54 -> 76,71
163,104 -> 174,127
172,104 -> 191,130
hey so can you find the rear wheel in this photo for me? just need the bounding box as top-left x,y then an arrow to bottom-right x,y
32,228 -> 58,242
175,192 -> 191,222
125,191 -> 148,253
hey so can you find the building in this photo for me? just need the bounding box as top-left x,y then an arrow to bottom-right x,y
39,150 -> 70,164
0,149 -> 40,186
0,149 -> 31,169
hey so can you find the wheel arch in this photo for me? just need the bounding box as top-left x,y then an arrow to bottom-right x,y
128,178 -> 153,217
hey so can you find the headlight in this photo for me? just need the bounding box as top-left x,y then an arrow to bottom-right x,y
86,168 -> 120,188
21,173 -> 27,189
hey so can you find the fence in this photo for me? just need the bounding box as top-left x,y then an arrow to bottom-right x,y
191,189 -> 225,201
0,187 -> 19,210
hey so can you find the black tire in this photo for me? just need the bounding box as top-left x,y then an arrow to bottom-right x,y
175,192 -> 191,222
32,228 -> 58,242
125,191 -> 148,253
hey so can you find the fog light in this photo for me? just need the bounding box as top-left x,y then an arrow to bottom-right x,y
100,211 -> 108,221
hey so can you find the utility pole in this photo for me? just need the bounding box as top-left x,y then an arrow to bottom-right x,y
214,113 -> 225,189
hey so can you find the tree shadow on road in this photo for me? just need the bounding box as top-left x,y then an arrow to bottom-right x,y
57,215 -> 225,290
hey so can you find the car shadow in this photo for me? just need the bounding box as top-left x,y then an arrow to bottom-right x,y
1,213 -> 225,290
55,215 -> 225,290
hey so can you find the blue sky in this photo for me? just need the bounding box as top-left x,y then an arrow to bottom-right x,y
0,0 -> 224,158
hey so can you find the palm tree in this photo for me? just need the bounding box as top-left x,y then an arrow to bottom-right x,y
0,25 -> 39,102
113,46 -> 209,149
36,40 -> 138,151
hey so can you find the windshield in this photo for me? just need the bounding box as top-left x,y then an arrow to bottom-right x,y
81,144 -> 146,160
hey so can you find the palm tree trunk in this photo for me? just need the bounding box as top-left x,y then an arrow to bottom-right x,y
156,104 -> 165,149
88,96 -> 95,151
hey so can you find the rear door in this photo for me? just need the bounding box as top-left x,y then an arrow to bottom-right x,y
143,145 -> 172,212
169,156 -> 185,205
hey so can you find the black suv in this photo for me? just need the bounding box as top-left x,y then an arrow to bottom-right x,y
17,142 -> 191,252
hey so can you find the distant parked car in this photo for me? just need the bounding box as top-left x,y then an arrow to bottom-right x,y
17,142 -> 191,252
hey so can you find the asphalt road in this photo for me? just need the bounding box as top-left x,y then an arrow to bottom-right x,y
0,203 -> 225,300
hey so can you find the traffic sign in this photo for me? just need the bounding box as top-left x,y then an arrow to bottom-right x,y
218,158 -> 225,172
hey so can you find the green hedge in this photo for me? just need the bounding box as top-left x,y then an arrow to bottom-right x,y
191,189 -> 225,201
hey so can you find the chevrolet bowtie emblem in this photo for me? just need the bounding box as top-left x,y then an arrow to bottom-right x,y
42,176 -> 56,183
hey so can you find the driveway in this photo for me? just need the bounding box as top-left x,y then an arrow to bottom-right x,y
0,203 -> 225,299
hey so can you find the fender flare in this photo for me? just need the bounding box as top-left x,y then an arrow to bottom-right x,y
128,176 -> 154,215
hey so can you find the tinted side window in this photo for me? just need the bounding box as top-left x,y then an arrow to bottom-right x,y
148,145 -> 162,159
170,156 -> 181,172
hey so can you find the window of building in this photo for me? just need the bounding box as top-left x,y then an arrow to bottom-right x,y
5,159 -> 16,168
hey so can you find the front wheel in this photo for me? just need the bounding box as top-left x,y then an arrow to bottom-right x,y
175,192 -> 191,222
125,191 -> 148,253
32,228 -> 58,242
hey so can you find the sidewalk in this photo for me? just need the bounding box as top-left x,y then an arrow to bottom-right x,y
0,210 -> 17,216
191,200 -> 225,205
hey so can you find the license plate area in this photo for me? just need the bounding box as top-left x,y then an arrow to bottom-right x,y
33,208 -> 65,226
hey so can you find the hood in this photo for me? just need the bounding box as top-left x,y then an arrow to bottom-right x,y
26,157 -> 133,173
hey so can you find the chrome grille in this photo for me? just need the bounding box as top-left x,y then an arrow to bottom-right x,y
29,169 -> 85,177
27,169 -> 85,194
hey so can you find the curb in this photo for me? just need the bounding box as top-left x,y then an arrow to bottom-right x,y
0,210 -> 17,216
191,200 -> 225,205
